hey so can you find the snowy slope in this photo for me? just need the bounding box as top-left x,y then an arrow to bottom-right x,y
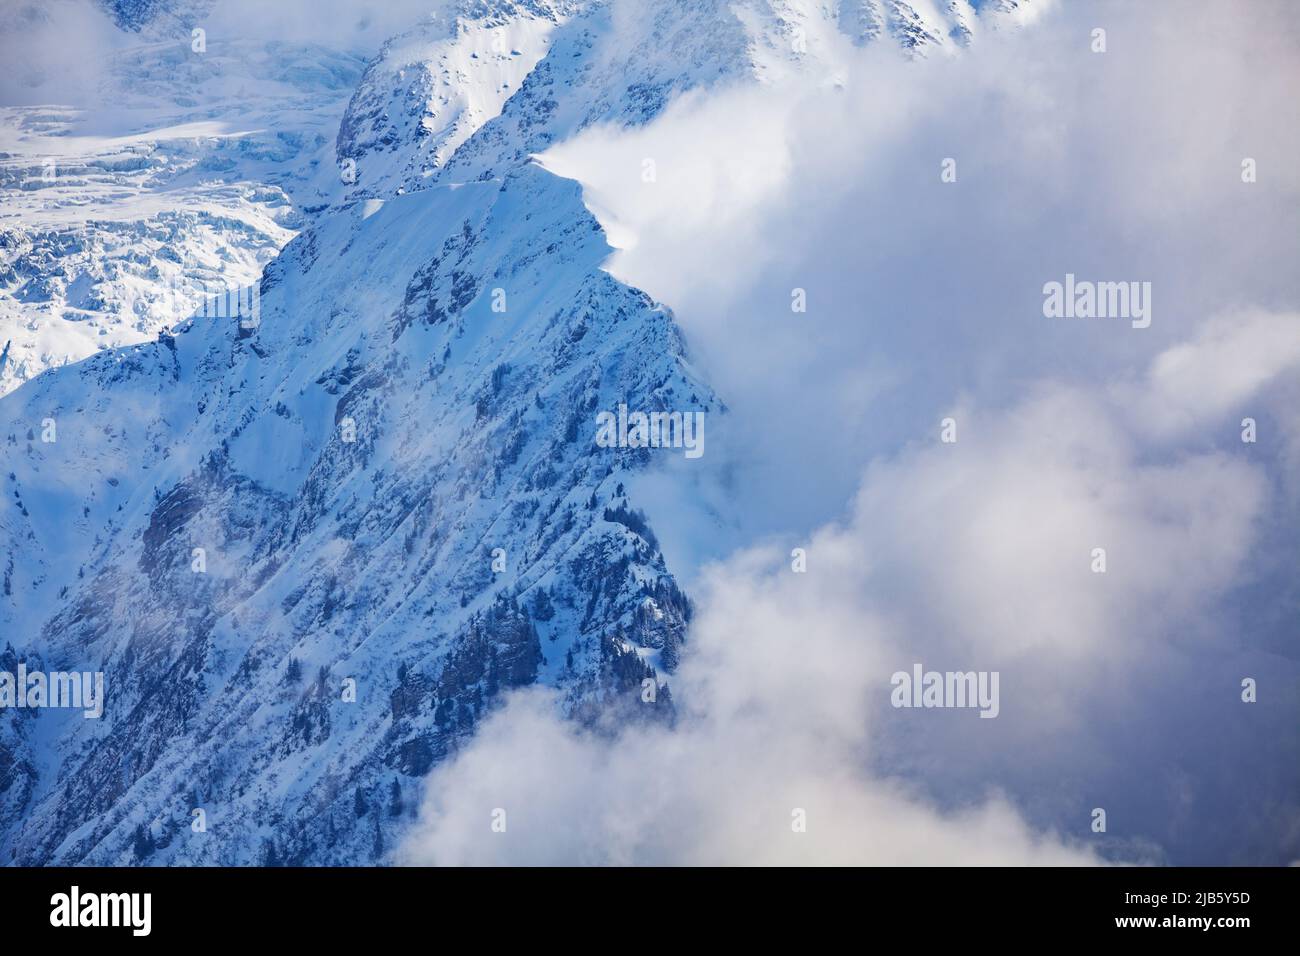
0,160 -> 715,864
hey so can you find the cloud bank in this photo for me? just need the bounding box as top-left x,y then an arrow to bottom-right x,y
399,302 -> 1298,864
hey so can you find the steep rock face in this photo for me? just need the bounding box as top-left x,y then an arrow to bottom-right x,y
0,160 -> 711,865
0,644 -> 41,830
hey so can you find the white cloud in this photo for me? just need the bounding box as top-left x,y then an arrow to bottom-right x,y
399,684 -> 1103,865
1134,309 -> 1300,440
399,302 -> 1297,864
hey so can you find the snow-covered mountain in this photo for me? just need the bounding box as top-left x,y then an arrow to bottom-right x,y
1,0 -> 1037,864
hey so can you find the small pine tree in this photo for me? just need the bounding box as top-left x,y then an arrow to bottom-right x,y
530,587 -> 555,622
132,824 -> 155,862
353,785 -> 368,818
261,837 -> 281,867
389,779 -> 404,818
434,697 -> 453,727
485,646 -> 500,696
